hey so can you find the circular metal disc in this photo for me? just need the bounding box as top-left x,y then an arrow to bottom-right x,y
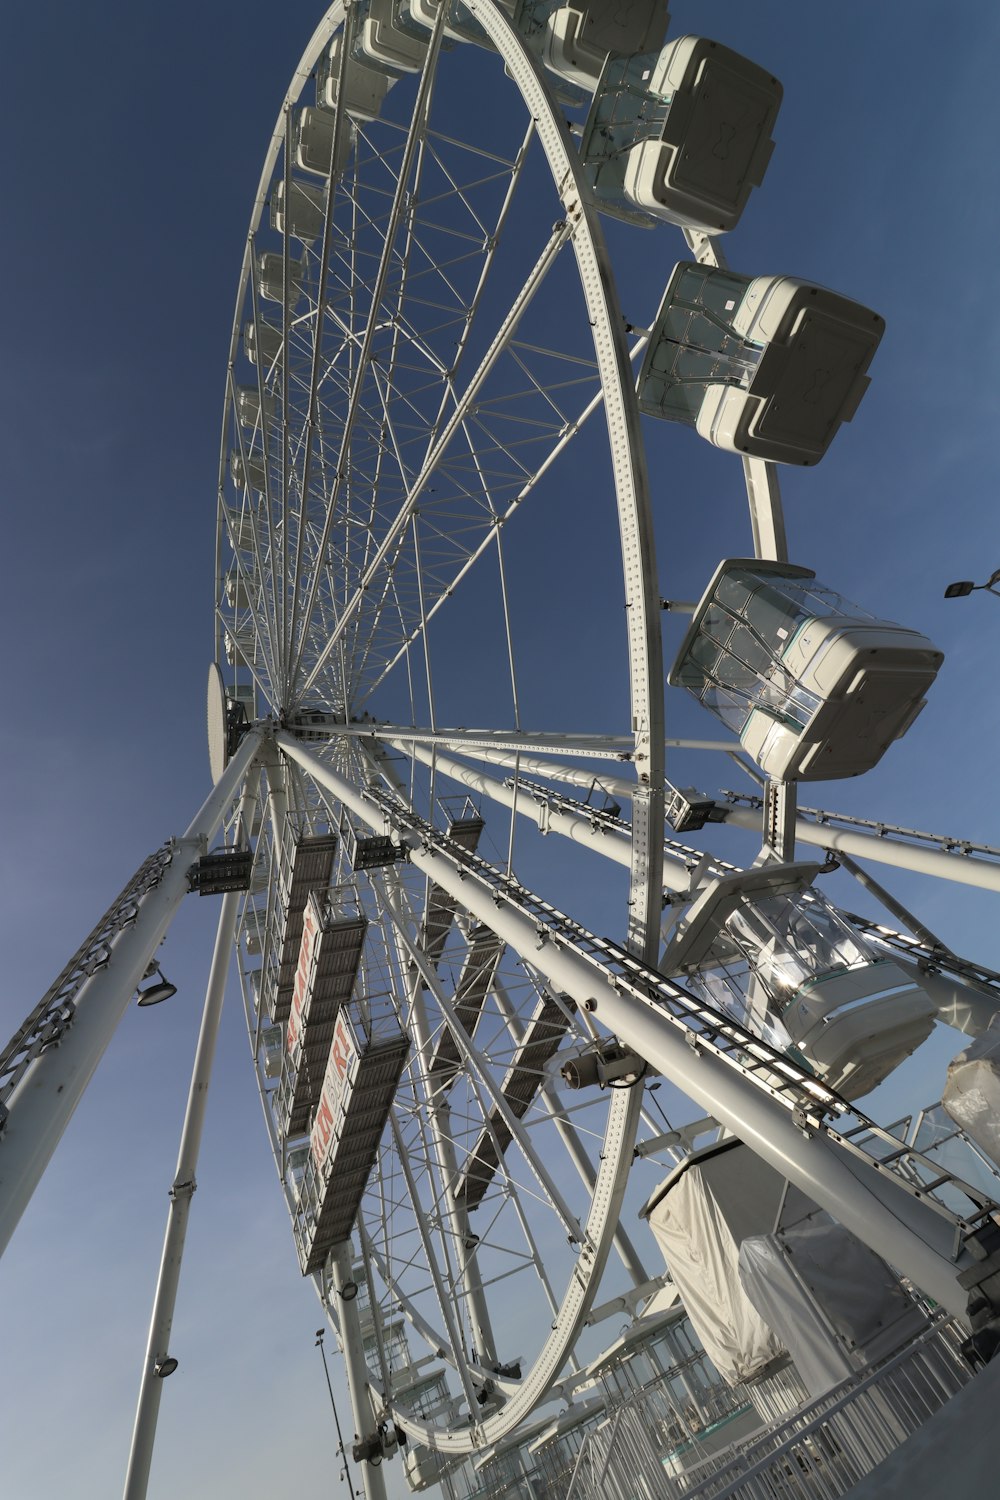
207,662 -> 228,783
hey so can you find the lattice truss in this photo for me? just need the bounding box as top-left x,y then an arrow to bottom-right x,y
221,62 -> 604,716
237,739 -> 621,1395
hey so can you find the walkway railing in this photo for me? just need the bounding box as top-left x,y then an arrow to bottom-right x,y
564,1321 -> 971,1500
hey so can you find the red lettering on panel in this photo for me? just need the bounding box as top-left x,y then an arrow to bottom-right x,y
311,1092 -> 335,1169
287,902 -> 318,1053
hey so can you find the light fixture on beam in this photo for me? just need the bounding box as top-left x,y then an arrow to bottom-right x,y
137,968 -> 178,1008
352,1432 -> 384,1466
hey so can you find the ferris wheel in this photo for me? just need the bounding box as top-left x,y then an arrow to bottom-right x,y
6,5 -> 1000,1500
217,0 -> 673,1464
209,0 -> 1000,1487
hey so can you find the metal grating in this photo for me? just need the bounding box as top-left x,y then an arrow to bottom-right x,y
428,923 -> 505,1086
454,991 -> 572,1211
297,1034 -> 411,1271
420,815 -> 486,969
272,835 -> 338,1021
277,898 -> 368,1140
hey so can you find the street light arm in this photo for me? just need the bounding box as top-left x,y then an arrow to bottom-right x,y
944,567 -> 1000,599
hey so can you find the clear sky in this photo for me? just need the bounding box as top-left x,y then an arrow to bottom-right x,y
1,3 -> 999,1498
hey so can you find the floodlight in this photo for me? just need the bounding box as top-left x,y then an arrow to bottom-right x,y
352,1433 -> 383,1466
137,969 -> 178,1007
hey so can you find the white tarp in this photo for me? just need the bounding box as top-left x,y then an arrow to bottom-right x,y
739,1233 -> 855,1396
739,1217 -> 926,1397
943,1019 -> 1000,1168
645,1164 -> 785,1385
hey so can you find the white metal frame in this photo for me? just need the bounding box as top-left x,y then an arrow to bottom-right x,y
0,730 -> 262,1261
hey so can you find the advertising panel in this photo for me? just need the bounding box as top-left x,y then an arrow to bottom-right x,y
286,893 -> 321,1054
310,1011 -> 357,1171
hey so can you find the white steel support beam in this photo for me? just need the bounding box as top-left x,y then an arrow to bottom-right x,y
276,735 -> 982,1330
0,730 -> 263,1260
313,721 -> 738,761
122,783 -> 259,1500
330,1241 -> 390,1500
385,738 -> 693,893
723,805 -> 1000,895
742,455 -> 788,564
456,749 -> 635,800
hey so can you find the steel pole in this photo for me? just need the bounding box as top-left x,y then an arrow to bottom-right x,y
0,730 -> 262,1259
387,738 -> 692,893
723,805 -> 1000,895
122,780 -> 259,1500
276,734 -> 979,1320
331,1241 -> 390,1500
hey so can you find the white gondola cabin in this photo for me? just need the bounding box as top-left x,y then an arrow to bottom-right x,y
223,505 -> 259,554
669,559 -> 942,781
532,0 -> 669,92
357,0 -> 429,75
256,251 -> 305,307
270,179 -> 328,243
224,629 -> 254,669
234,385 -> 274,430
261,1023 -> 284,1080
224,570 -> 252,611
242,318 -> 283,369
580,38 -> 781,230
229,450 -> 267,497
316,33 -> 390,122
292,106 -> 355,177
637,261 -> 884,464
663,866 -> 937,1099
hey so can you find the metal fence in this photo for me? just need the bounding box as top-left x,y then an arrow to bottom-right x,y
564,1321 -> 971,1500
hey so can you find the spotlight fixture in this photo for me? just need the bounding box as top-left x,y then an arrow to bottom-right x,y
339,1279 -> 359,1301
352,1432 -> 384,1466
137,968 -> 178,1008
154,1356 -> 179,1378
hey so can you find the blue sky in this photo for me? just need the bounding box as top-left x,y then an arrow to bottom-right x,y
1,3 -> 999,1497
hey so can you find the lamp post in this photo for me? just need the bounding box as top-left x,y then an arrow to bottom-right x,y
315,1328 -> 364,1498
944,567 -> 1000,599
